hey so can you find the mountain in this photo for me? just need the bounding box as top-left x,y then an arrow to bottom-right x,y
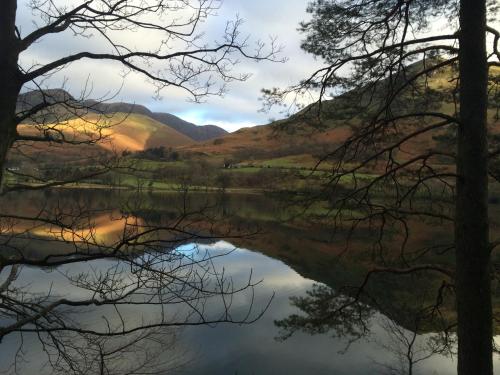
82,100 -> 228,141
83,100 -> 153,118
17,90 -> 228,142
183,121 -> 351,163
17,89 -> 76,110
183,64 -> 500,169
15,112 -> 193,160
15,91 -> 197,158
82,113 -> 194,152
16,89 -> 81,123
149,112 -> 227,141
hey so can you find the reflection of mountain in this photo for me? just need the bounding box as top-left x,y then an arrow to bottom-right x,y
4,189 -> 500,334
119,191 -> 500,335
32,213 -> 139,245
231,221 -> 456,333
1,208 -> 145,259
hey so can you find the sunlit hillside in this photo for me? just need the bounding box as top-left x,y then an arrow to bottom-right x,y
15,112 -> 194,159
183,64 -> 500,170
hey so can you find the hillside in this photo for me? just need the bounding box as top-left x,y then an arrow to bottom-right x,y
17,90 -> 228,142
183,64 -> 500,169
13,64 -> 500,171
184,121 -> 351,163
150,112 -> 227,141
83,100 -> 227,141
15,113 -> 193,160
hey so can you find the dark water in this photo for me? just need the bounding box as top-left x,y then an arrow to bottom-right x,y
175,242 -> 463,375
0,241 -> 460,375
0,189 -> 498,374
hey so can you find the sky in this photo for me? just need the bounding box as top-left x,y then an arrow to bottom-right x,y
16,0 -> 321,132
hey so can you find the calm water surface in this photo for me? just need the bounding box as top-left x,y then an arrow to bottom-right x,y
0,241 -> 464,374
1,190 -> 499,374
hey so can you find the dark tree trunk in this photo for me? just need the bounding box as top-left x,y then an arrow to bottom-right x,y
0,0 -> 21,191
455,0 -> 491,374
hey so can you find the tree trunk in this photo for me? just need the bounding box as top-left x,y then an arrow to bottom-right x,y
0,0 -> 21,191
455,0 -> 491,374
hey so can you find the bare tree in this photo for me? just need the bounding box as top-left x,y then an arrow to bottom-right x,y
0,189 -> 269,374
0,1 -> 280,372
1,0 -> 281,191
265,0 -> 500,373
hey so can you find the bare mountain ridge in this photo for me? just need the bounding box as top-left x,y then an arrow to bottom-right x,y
150,112 -> 227,142
17,90 -> 228,142
15,90 -> 194,159
82,99 -> 228,142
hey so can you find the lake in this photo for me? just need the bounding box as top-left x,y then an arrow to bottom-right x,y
0,189 -> 499,374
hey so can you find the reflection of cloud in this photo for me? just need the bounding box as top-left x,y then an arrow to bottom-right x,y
195,241 -> 316,289
3,239 -> 463,374
16,0 -> 322,132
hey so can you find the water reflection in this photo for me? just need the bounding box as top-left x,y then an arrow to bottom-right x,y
176,242 -> 461,375
1,190 -> 499,374
0,239 -> 464,374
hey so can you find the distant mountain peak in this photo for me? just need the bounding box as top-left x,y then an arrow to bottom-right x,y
17,89 -> 228,142
17,89 -> 75,109
150,112 -> 227,142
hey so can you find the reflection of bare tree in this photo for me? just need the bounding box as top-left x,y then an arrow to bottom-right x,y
0,1 -> 281,372
275,276 -> 457,374
0,193 -> 269,374
373,315 -> 453,375
263,0 -> 499,372
36,328 -> 187,375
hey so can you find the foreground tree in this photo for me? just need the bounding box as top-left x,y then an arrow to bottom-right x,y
0,1 -> 279,372
0,190 -> 267,373
266,0 -> 499,373
0,0 -> 280,190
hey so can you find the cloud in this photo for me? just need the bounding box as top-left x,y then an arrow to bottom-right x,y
16,0 -> 322,132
